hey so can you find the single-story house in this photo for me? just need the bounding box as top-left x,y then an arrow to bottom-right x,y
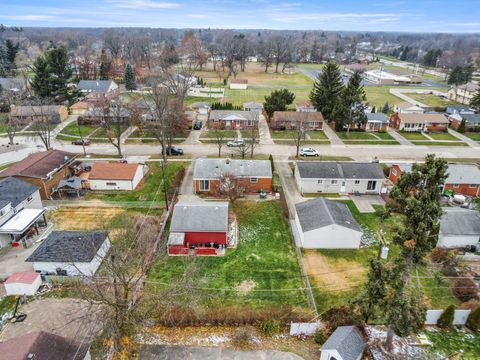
295,101 -> 316,112
390,113 -> 449,132
438,208 -> 480,249
294,161 -> 385,195
443,164 -> 480,197
229,79 -> 248,90
448,82 -> 479,105
78,107 -> 130,125
388,163 -> 413,184
168,202 -> 235,256
295,198 -> 362,249
26,230 -> 110,276
70,101 -> 92,115
0,77 -> 27,93
4,271 -> 42,296
320,326 -> 365,360
365,112 -> 389,132
0,177 -> 46,248
208,110 -> 258,130
9,105 -> 68,125
449,113 -> 480,131
243,102 -> 263,113
393,102 -> 425,114
87,162 -> 147,191
271,111 -> 324,130
364,69 -> 414,85
77,79 -> 119,97
445,105 -> 475,116
193,158 -> 272,194
0,150 -> 79,200
191,102 -> 211,115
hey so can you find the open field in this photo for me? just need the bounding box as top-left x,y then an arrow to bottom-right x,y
428,132 -> 460,141
407,93 -> 457,107
224,87 -> 310,107
48,206 -> 126,231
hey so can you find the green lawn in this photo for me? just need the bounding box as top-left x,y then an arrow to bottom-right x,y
364,86 -> 446,109
398,131 -> 429,140
201,129 -> 237,139
307,131 -> 328,139
374,132 -> 394,140
342,140 -> 399,145
270,130 -> 327,140
336,131 -> 377,140
464,132 -> 480,141
412,141 -> 468,146
224,87 -> 311,107
60,121 -> 98,137
428,132 -> 460,141
148,201 -> 310,308
407,93 -> 457,107
424,330 -> 480,359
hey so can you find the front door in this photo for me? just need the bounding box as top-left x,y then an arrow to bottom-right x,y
225,120 -> 231,128
340,181 -> 346,193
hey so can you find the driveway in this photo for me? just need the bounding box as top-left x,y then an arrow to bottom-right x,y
178,159 -> 200,201
349,195 -> 385,213
258,115 -> 274,145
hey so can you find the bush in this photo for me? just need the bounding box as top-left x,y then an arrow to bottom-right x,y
232,326 -> 255,347
321,306 -> 359,335
453,278 -> 479,302
430,247 -> 450,263
437,304 -> 455,328
466,305 -> 480,331
258,319 -> 283,337
313,328 -> 328,345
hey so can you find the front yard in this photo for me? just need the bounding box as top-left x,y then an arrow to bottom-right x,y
397,131 -> 429,140
270,130 -> 328,140
407,93 -> 458,107
60,121 -> 98,138
428,132 -> 460,141
463,132 -> 480,142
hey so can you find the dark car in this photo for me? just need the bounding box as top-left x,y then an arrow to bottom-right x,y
165,146 -> 184,155
193,121 -> 202,130
72,139 -> 91,146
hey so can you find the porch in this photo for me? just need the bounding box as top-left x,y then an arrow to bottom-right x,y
0,209 -> 48,249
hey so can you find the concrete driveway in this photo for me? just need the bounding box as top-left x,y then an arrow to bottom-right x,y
349,195 -> 385,213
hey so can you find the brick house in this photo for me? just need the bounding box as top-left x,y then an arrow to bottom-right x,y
390,113 -> 449,132
9,105 -> 68,126
448,113 -> 480,131
388,163 -> 413,184
364,113 -> 389,132
77,80 -> 119,100
193,158 -> 272,195
208,110 -> 258,130
271,111 -> 324,130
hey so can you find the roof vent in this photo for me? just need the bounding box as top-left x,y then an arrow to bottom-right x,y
226,158 -> 230,164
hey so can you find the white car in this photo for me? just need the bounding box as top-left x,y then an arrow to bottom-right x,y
227,138 -> 245,147
299,147 -> 320,157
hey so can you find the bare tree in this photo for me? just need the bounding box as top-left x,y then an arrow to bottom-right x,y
292,120 -> 307,158
210,123 -> 227,157
144,86 -> 169,162
234,141 -> 251,160
246,113 -> 260,158
271,35 -> 293,73
217,172 -> 245,203
0,90 -> 22,145
257,39 -> 275,72
164,99 -> 189,151
28,98 -> 58,150
102,29 -> 123,61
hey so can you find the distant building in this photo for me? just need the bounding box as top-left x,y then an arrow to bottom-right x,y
448,82 -> 479,105
229,79 -> 248,90
9,105 -> 68,125
295,101 -> 316,112
393,102 -> 425,114
243,102 -> 263,113
0,77 -> 27,93
364,69 -> 418,85
191,102 -> 211,115
448,113 -> 480,131
77,79 -> 119,98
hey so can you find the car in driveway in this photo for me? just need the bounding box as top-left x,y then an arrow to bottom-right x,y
299,147 -> 319,157
227,138 -> 245,147
164,146 -> 184,155
71,139 -> 91,146
193,121 -> 202,130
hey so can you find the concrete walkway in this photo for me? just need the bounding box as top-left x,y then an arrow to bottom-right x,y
389,88 -> 449,108
51,114 -> 78,137
322,124 -> 343,145
448,128 -> 480,148
349,195 -> 385,213
120,126 -> 137,144
258,115 -> 274,145
387,127 -> 412,146
178,159 -> 199,201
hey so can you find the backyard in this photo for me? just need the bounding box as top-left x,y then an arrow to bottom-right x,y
424,330 -> 480,359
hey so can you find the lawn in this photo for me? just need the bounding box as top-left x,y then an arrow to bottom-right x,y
464,132 -> 480,141
201,129 -> 237,139
270,130 -> 327,140
398,131 -> 429,140
407,93 -> 457,107
224,87 -> 311,107
374,132 -> 394,140
412,141 -> 468,146
148,201 -> 310,308
60,121 -> 98,137
428,132 -> 460,141
364,86 -> 446,109
0,162 -> 16,171
424,330 -> 480,359
336,131 -> 377,140
342,140 -> 399,145
307,131 -> 328,140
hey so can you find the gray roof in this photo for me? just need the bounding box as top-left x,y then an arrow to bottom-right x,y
296,161 -> 384,180
446,105 -> 474,115
446,164 -> 480,184
77,80 -> 116,93
191,102 -> 211,109
321,326 -> 365,360
243,102 -> 264,110
0,77 -> 26,91
58,176 -> 82,190
461,113 -> 480,125
0,177 -> 38,208
456,82 -> 479,93
26,231 -> 108,263
366,112 -> 388,123
295,198 -> 361,233
170,202 -> 228,232
209,110 -> 258,122
440,208 -> 480,236
193,158 -> 272,179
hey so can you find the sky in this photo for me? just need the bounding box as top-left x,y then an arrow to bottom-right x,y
1,0 -> 480,33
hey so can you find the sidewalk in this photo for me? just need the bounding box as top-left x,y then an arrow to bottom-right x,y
448,128 -> 480,148
322,124 -> 343,145
387,127 -> 412,145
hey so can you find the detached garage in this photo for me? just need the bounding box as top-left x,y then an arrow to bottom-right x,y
294,198 -> 362,249
438,208 -> 480,249
88,162 -> 147,191
5,272 -> 42,295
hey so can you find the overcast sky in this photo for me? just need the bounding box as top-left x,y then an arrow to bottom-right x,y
2,0 -> 480,33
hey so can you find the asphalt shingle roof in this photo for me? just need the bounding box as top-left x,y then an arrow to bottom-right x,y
209,110 -> 258,121
321,326 -> 365,360
170,202 -> 229,232
446,164 -> 480,184
243,102 -> 263,110
440,208 -> 480,236
461,113 -> 480,125
26,230 -> 108,263
77,80 -> 116,93
366,113 -> 388,123
0,177 -> 38,207
295,198 -> 361,233
296,161 -> 384,180
193,158 -> 272,179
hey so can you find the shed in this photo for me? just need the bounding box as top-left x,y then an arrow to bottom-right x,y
230,79 -> 248,90
4,271 -> 42,295
87,162 -> 146,191
320,326 -> 365,360
438,208 -> 480,248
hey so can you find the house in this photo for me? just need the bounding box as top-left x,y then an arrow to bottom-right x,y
86,162 -> 147,191
0,77 -> 27,93
77,79 -> 119,98
243,102 -> 263,113
0,331 -> 91,360
445,105 -> 475,116
167,202 -> 236,256
208,110 -> 258,130
0,177 -> 47,248
448,82 -> 479,105
78,107 -> 130,125
438,208 -> 480,249
295,198 -> 362,249
294,161 -> 385,195
295,101 -> 316,112
193,158 -> 272,194
449,113 -> 480,131
9,105 -> 68,125
365,113 -> 389,132
271,111 -> 324,130
393,102 -> 425,114
0,150 -> 79,200
388,163 -> 413,184
70,101 -> 92,115
443,164 -> 480,197
390,113 -> 449,132
191,102 -> 211,115
4,271 -> 42,296
229,79 -> 248,90
26,230 -> 110,276
320,326 -> 365,360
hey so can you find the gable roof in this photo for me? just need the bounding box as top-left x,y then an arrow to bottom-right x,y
455,82 -> 479,93
170,202 -> 229,233
243,102 -> 263,110
296,161 -> 384,180
0,150 -> 77,179
397,113 -> 449,124
26,230 -> 108,263
395,101 -> 424,111
366,112 -> 388,123
461,113 -> 480,125
440,208 -> 480,236
321,326 -> 365,360
88,163 -> 141,181
446,105 -> 474,115
5,271 -> 40,284
0,77 -> 26,91
10,105 -> 65,117
0,177 -> 38,207
77,79 -> 116,93
193,158 -> 272,179
273,111 -> 324,122
295,198 -> 361,233
209,110 -> 257,121
191,102 -> 211,109
446,164 -> 480,184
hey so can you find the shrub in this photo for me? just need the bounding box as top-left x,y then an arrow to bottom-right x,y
466,305 -> 480,331
453,278 -> 479,302
232,326 -> 255,347
458,300 -> 480,310
430,247 -> 450,263
258,319 -> 283,337
313,328 -> 328,345
437,304 -> 455,328
321,306 -> 359,335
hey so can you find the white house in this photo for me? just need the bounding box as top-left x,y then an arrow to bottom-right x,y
229,79 -> 248,90
295,198 -> 362,249
320,326 -> 365,360
438,208 -> 480,249
393,102 -> 425,114
87,162 -> 147,191
294,161 -> 385,195
26,231 -> 110,276
5,272 -> 42,295
191,102 -> 211,115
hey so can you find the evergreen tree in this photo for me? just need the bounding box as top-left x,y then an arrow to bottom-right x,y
124,63 -> 137,91
5,40 -> 19,67
466,305 -> 480,331
470,88 -> 480,112
457,118 -> 466,133
371,106 -> 376,113
99,49 -> 111,80
448,64 -> 474,86
332,71 -> 366,131
437,304 -> 455,328
399,46 -> 410,61
263,89 -> 295,120
30,56 -> 51,98
309,61 -> 344,121
423,49 -> 442,67
382,101 -> 390,114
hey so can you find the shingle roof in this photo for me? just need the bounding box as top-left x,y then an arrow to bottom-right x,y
0,77 -> 26,91
456,82 -> 479,93
273,111 -> 324,123
366,113 -> 388,123
0,150 -> 77,179
193,158 -> 272,179
170,202 -> 229,232
243,102 -> 263,110
461,113 -> 480,125
296,161 -> 384,180
321,326 -> 365,360
26,230 -> 108,263
0,177 -> 38,207
440,208 -> 480,236
209,110 -> 258,121
446,164 -> 480,184
446,105 -> 474,115
398,113 -> 449,124
10,105 -> 65,117
77,79 -> 116,93
191,102 -> 211,109
89,163 -> 140,181
395,101 -> 424,111
295,198 -> 361,233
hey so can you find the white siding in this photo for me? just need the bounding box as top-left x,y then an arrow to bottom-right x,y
230,83 -> 248,90
5,275 -> 42,296
89,179 -> 134,191
296,176 -> 383,195
320,349 -> 343,360
131,165 -> 145,190
437,234 -> 480,248
300,223 -> 362,249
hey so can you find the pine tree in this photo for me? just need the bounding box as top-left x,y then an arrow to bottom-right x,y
124,63 -> 136,91
263,89 -> 295,120
457,118 -> 466,133
470,88 -> 480,112
332,71 -> 366,131
437,304 -> 455,328
382,101 -> 389,114
30,56 -> 51,98
371,106 -> 376,113
309,61 -> 344,121
466,305 -> 480,331
99,49 -> 111,80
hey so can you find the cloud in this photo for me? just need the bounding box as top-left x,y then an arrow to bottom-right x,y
106,0 -> 180,9
4,15 -> 57,21
267,11 -> 401,24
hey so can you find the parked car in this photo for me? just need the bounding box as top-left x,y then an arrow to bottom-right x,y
299,147 -> 319,157
117,159 -> 128,163
165,146 -> 184,155
72,139 -> 91,146
193,121 -> 202,130
227,138 -> 245,147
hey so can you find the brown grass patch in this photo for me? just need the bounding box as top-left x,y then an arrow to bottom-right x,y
236,280 -> 257,296
48,207 -> 124,230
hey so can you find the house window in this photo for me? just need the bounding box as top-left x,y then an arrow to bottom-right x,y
250,177 -> 258,183
391,168 -> 397,176
453,183 -> 459,188
331,180 -> 338,185
317,180 -> 323,184
199,180 -> 210,191
106,182 -> 117,186
367,181 -> 377,190
355,180 -> 360,185
469,184 -> 477,188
